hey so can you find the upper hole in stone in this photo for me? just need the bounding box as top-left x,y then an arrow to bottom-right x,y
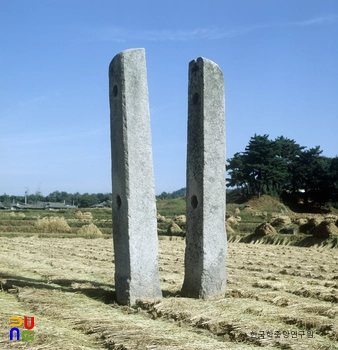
113,85 -> 118,97
192,92 -> 199,105
191,195 -> 198,209
116,195 -> 122,210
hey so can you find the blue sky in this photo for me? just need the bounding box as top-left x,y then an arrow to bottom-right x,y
1,0 -> 337,197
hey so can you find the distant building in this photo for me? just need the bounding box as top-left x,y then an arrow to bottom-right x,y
45,202 -> 77,210
90,200 -> 112,208
10,202 -> 77,210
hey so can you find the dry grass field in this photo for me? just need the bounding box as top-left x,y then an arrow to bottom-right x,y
1,235 -> 338,349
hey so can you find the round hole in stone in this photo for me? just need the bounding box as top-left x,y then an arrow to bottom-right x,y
116,195 -> 122,210
191,195 -> 198,209
192,92 -> 199,105
113,85 -> 118,97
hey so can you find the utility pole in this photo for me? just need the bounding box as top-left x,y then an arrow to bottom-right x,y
24,187 -> 29,205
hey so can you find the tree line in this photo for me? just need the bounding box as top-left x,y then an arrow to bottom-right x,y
0,191 -> 112,208
0,187 -> 188,208
157,187 -> 186,200
227,134 -> 338,207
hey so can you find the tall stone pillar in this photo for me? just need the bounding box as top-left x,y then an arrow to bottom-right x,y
181,57 -> 227,299
109,48 -> 162,305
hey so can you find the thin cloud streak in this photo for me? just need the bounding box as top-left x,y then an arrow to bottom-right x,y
292,14 -> 338,27
88,14 -> 337,42
91,26 -> 217,42
0,128 -> 106,147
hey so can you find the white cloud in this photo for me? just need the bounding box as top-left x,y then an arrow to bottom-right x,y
86,14 -> 337,42
0,127 -> 106,148
91,26 -> 218,42
291,14 -> 338,27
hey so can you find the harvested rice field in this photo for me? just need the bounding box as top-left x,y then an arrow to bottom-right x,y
0,236 -> 337,349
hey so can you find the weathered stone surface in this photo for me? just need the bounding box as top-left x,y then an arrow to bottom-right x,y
181,57 -> 227,299
109,48 -> 162,305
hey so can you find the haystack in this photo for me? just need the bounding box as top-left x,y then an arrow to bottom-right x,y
75,211 -> 93,220
167,222 -> 182,235
226,222 -> 235,234
270,216 -> 291,227
312,221 -> 338,239
75,210 -> 83,218
254,222 -> 276,236
156,214 -> 166,222
226,216 -> 239,227
78,223 -> 102,236
293,217 -> 308,226
307,217 -> 323,227
243,205 -> 253,211
298,216 -> 323,235
324,215 -> 337,223
174,215 -> 186,223
82,212 -> 93,220
35,217 -> 71,233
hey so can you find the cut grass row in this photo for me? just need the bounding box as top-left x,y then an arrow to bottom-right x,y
1,237 -> 337,349
1,195 -> 338,246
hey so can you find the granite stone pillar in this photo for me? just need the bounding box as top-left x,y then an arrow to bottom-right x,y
181,57 -> 227,299
109,48 -> 162,305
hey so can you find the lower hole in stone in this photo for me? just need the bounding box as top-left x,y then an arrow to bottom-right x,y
113,85 -> 118,97
191,195 -> 198,209
116,195 -> 122,210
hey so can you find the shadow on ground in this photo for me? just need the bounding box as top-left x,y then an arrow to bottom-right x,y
228,233 -> 338,247
0,273 -> 116,304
